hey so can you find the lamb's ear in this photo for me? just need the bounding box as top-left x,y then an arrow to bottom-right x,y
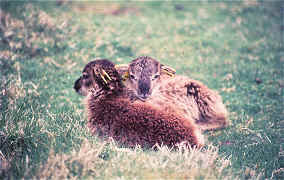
115,64 -> 129,80
161,64 -> 176,77
97,69 -> 112,85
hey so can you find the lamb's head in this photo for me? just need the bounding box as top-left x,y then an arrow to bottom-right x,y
74,59 -> 123,96
127,56 -> 162,101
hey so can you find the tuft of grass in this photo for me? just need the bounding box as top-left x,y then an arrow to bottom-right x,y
36,139 -> 234,179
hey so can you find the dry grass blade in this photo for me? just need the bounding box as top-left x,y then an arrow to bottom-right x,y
36,140 -> 233,179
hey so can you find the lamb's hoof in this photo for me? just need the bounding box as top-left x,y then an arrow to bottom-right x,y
186,82 -> 199,97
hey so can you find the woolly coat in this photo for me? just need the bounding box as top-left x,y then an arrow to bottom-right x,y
84,64 -> 204,149
148,75 -> 229,131
86,93 -> 204,148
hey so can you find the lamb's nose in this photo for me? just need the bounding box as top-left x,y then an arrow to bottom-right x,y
138,80 -> 150,99
140,93 -> 149,99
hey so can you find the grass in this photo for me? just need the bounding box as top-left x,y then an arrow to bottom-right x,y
36,140 -> 233,179
0,1 -> 283,179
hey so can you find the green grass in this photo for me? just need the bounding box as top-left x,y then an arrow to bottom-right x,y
0,1 -> 283,179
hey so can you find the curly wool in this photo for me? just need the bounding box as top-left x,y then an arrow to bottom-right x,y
151,75 -> 229,131
86,93 -> 204,149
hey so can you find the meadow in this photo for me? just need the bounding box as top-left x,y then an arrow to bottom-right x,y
0,1 -> 283,179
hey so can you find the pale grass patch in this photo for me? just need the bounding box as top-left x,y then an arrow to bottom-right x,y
1,4 -> 68,60
198,8 -> 209,19
36,140 -> 106,179
44,57 -> 77,71
72,2 -> 140,16
0,50 -> 17,60
0,150 -> 10,175
271,168 -> 284,179
5,62 -> 25,108
36,139 -> 234,179
243,0 -> 259,7
38,11 -> 55,29
3,62 -> 40,110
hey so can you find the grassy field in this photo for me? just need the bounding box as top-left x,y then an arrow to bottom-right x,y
0,1 -> 283,179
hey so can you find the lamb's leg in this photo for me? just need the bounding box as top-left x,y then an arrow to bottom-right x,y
185,80 -> 229,131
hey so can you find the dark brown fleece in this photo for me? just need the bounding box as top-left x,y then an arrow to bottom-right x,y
87,94 -> 201,149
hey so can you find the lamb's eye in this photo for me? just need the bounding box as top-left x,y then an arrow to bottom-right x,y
83,74 -> 89,79
153,74 -> 160,80
130,74 -> 136,80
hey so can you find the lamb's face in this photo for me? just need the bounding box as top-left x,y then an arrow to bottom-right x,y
74,59 -> 117,96
128,56 -> 161,101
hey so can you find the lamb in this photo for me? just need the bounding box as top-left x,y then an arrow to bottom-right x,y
74,59 -> 204,149
123,56 -> 229,131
